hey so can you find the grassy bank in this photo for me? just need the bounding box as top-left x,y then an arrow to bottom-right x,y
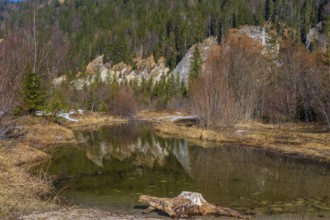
63,112 -> 128,130
0,142 -> 55,218
1,111 -> 329,218
0,115 -> 77,217
0,112 -> 127,218
154,120 -> 330,163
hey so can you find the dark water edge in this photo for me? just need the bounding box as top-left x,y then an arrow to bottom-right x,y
47,123 -> 330,219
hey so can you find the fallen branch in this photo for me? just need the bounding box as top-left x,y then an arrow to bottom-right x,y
0,113 -> 25,140
139,191 -> 249,219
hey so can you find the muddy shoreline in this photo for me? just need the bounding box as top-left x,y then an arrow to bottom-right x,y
1,111 -> 329,219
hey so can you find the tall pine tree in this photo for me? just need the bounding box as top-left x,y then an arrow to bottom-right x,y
20,65 -> 44,115
188,44 -> 202,92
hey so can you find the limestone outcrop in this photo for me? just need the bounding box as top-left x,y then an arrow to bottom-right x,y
53,25 -> 279,89
70,55 -> 170,90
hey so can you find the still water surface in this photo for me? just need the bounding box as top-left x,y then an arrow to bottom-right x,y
48,123 -> 330,218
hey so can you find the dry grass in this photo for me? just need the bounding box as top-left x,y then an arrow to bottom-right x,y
154,121 -> 330,163
63,112 -> 127,130
0,113 -> 128,218
17,116 -> 77,149
0,111 -> 328,217
137,110 -> 177,119
137,110 -> 192,122
0,115 -> 79,217
0,147 -> 55,218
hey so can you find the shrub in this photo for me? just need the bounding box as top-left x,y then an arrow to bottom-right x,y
190,34 -> 269,128
111,88 -> 139,117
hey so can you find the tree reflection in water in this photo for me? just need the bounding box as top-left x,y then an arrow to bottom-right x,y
50,123 -> 330,216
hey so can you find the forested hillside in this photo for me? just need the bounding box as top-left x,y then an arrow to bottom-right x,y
1,1 -> 330,219
0,0 -> 329,129
1,0 -> 330,72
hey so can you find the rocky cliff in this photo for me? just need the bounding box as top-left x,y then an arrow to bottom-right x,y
306,22 -> 328,53
173,37 -> 218,83
71,55 -> 170,90
54,25 -> 279,89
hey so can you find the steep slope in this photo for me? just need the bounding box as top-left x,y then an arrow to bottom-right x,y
68,55 -> 170,90
59,25 -> 279,90
2,0 -> 329,75
174,37 -> 217,83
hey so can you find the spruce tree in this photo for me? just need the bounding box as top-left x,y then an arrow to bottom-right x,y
210,14 -> 218,37
20,65 -> 44,115
47,88 -> 68,116
217,19 -> 223,44
166,73 -> 176,98
265,0 -> 274,21
188,45 -> 202,92
165,32 -> 177,69
175,18 -> 186,62
110,74 -> 120,103
301,0 -> 313,44
180,79 -> 188,98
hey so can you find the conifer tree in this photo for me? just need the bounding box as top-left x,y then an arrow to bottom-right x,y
176,18 -> 186,63
47,88 -> 68,116
217,19 -> 223,44
165,32 -> 177,69
209,14 -> 217,37
180,79 -> 188,98
20,65 -> 44,115
166,73 -> 176,98
110,74 -> 120,103
265,0 -> 274,21
188,45 -> 202,92
140,77 -> 150,105
301,0 -> 313,44
174,73 -> 181,94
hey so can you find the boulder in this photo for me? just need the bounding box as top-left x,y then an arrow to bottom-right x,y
86,55 -> 104,74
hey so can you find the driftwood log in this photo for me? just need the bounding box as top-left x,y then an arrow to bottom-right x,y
139,191 -> 249,219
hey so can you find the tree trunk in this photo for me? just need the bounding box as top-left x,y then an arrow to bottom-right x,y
139,191 -> 249,219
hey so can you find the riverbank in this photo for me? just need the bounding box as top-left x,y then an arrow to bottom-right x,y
0,141 -> 55,218
154,120 -> 330,164
21,207 -> 159,220
138,110 -> 330,162
1,111 -> 329,218
0,112 -> 128,218
63,111 -> 128,130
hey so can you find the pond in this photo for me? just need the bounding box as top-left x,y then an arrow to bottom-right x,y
47,123 -> 330,219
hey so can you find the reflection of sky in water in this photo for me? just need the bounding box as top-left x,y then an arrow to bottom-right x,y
49,123 -> 330,217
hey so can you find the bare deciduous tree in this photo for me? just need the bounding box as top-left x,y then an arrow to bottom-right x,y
191,33 -> 269,128
260,43 -> 330,130
311,65 -> 330,130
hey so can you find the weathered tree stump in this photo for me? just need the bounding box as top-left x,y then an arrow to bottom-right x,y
139,191 -> 249,219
